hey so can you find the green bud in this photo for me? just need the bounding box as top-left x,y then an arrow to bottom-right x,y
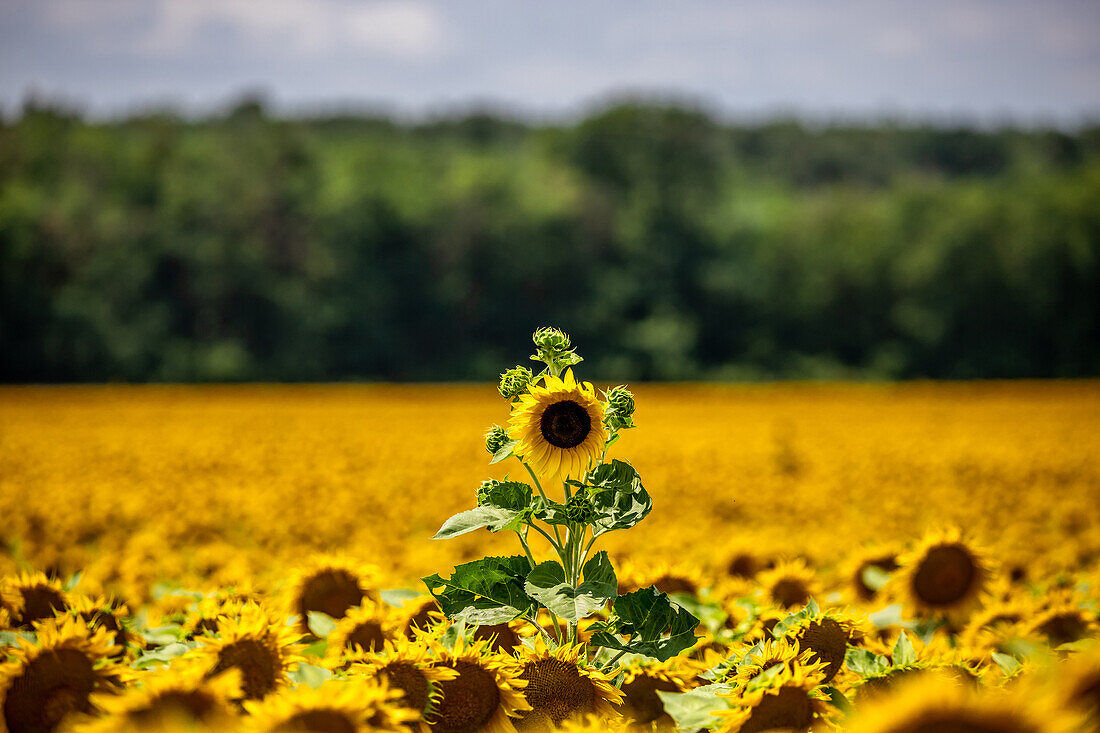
498,365 -> 533,400
604,385 -> 636,430
564,489 -> 596,524
532,326 -> 571,353
484,425 -> 510,455
477,479 -> 501,506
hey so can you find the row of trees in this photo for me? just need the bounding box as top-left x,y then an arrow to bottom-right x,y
2,101 -> 1098,381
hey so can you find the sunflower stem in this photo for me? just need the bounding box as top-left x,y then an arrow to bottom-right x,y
522,461 -> 563,547
602,649 -> 627,672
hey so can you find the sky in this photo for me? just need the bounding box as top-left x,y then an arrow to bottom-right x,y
1,0 -> 1099,124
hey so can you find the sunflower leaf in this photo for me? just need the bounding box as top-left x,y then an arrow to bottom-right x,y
422,555 -> 534,626
582,460 -> 652,534
432,505 -> 531,539
307,611 -> 338,638
489,440 -> 518,465
589,586 -> 700,661
656,684 -> 730,730
991,651 -> 1021,675
289,663 -> 332,689
523,552 -> 617,623
892,631 -> 916,666
532,497 -> 572,526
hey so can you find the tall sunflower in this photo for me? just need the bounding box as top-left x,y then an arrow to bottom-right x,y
514,641 -> 623,731
508,370 -> 607,483
427,638 -> 530,733
0,615 -> 123,733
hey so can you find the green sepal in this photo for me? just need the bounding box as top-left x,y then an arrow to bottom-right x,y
422,555 -> 535,626
589,586 -> 700,661
523,551 -> 617,623
772,598 -> 819,637
656,684 -> 731,730
844,647 -> 890,677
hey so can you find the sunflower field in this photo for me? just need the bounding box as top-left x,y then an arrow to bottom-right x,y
1,331 -> 1099,732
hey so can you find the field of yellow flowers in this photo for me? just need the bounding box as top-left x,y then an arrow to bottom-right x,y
1,382 -> 1099,732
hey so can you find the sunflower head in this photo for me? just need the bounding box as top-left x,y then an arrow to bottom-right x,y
244,677 -> 415,733
323,601 -> 400,668
427,637 -> 530,733
891,529 -> 992,623
616,658 -> 694,727
285,557 -> 381,636
195,603 -> 303,702
348,637 -> 459,726
0,615 -> 123,733
758,560 -> 819,611
714,662 -> 830,733
515,641 -> 623,732
1025,593 -> 1099,649
88,658 -> 240,728
773,605 -> 869,684
725,638 -> 824,688
63,594 -> 133,659
499,366 -> 535,400
1,571 -> 69,630
509,370 -> 607,484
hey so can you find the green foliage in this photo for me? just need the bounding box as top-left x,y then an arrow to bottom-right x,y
523,552 -> 617,623
422,555 -> 534,625
574,460 -> 652,534
3,105 -> 1098,382
656,684 -> 730,730
590,586 -> 700,660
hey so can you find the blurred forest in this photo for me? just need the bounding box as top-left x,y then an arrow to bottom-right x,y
2,99 -> 1099,382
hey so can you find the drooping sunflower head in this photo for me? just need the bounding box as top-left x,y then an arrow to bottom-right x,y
426,637 -> 530,733
1,571 -> 69,630
615,658 -> 694,728
323,601 -> 401,668
714,662 -> 830,733
508,370 -> 607,484
0,615 -> 123,733
348,637 -> 459,728
284,557 -> 381,637
244,677 -> 415,733
758,560 -> 819,611
515,641 -> 623,732
846,546 -> 900,605
194,603 -> 304,702
891,529 -> 993,623
84,658 -> 241,729
846,674 -> 1080,733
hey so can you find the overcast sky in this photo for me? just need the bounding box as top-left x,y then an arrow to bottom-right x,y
2,0 -> 1099,124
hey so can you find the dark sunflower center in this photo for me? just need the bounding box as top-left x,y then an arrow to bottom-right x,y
276,710 -> 358,733
519,658 -> 596,728
539,401 -> 591,449
771,578 -> 811,608
472,623 -> 521,654
381,661 -> 430,715
209,639 -> 279,700
740,686 -> 813,733
347,621 -> 387,653
3,648 -> 97,733
298,569 -> 365,634
913,545 -> 976,606
797,618 -> 849,683
620,675 -> 679,725
429,660 -> 500,733
131,690 -> 219,723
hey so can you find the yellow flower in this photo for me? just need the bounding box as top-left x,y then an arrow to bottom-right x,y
427,637 -> 531,733
890,528 -> 993,623
714,662 -> 830,733
514,640 -> 623,731
616,658 -> 694,728
323,601 -> 402,668
192,603 -> 304,701
348,637 -> 459,731
244,677 -> 415,733
508,370 -> 607,483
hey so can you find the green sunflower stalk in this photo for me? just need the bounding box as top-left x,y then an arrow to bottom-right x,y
423,327 -> 700,669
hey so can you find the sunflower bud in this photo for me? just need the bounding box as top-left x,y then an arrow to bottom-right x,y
564,489 -> 596,524
498,365 -> 533,400
603,385 -> 636,430
484,425 -> 510,455
477,479 -> 500,506
530,326 -> 582,375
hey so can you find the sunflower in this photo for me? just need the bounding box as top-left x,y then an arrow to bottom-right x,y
891,529 -> 992,622
959,597 -> 1032,652
62,595 -> 133,660
615,658 -> 694,728
427,637 -> 530,733
846,547 -> 900,604
508,370 -> 607,483
515,641 -> 622,731
758,561 -> 819,611
741,608 -> 789,645
284,557 -> 381,636
470,619 -> 534,655
182,595 -> 247,639
1052,644 -> 1100,725
775,608 -> 869,684
1,572 -> 69,630
349,638 -> 459,730
727,638 -> 824,688
714,663 -> 830,733
617,561 -> 709,599
846,674 -> 1081,733
79,659 -> 240,730
0,615 -> 123,733
244,677 -> 415,733
401,597 -> 445,640
194,603 -> 304,701
1025,594 -> 1099,648
323,601 -> 402,668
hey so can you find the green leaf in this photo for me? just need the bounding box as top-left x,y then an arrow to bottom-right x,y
589,586 -> 700,661
668,593 -> 728,635
432,505 -> 529,539
141,625 -> 186,646
132,642 -> 195,669
63,572 -> 83,592
868,604 -> 903,628
580,460 -> 652,534
380,588 -> 422,607
656,684 -> 730,731
302,639 -> 329,658
892,631 -> 916,667
422,556 -> 534,626
825,686 -> 853,715
524,552 -> 617,623
489,440 -> 518,464
772,599 -> 820,637
532,498 -> 572,526
307,612 -> 337,638
1055,639 -> 1097,654
844,647 -> 887,677
991,652 -> 1021,676
861,565 -> 892,592
289,663 -> 332,688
